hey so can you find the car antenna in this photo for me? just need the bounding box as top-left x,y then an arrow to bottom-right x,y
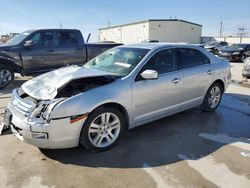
86,33 -> 91,43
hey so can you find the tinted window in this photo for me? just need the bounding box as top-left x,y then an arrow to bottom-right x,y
178,48 -> 209,69
57,31 -> 78,46
220,42 -> 228,46
143,49 -> 176,75
30,32 -> 54,47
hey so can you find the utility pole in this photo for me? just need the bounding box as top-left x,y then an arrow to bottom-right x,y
59,22 -> 62,29
219,21 -> 223,37
237,26 -> 247,43
108,21 -> 110,28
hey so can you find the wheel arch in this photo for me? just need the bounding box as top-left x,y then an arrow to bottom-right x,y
211,79 -> 225,93
0,58 -> 22,73
91,102 -> 130,130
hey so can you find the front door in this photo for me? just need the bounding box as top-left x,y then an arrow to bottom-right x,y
21,31 -> 57,74
132,48 -> 183,126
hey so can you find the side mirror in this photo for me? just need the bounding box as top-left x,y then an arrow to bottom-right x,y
24,40 -> 33,47
140,69 -> 158,80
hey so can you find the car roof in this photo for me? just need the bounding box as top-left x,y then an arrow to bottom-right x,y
23,29 -> 80,34
119,42 -> 202,50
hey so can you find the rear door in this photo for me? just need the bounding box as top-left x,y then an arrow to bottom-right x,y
132,48 -> 183,126
54,30 -> 85,67
20,31 -> 57,74
177,48 -> 212,109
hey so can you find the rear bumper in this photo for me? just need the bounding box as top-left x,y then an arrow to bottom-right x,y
6,102 -> 87,149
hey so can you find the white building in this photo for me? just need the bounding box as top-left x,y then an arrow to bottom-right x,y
201,36 -> 250,44
99,19 -> 202,44
215,37 -> 250,44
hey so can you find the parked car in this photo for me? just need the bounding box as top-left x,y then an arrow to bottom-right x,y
5,43 -> 231,152
204,41 -> 228,54
242,57 -> 250,78
141,39 -> 159,43
0,29 -> 122,88
218,43 -> 250,62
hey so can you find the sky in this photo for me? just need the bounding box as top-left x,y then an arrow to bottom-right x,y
0,0 -> 249,42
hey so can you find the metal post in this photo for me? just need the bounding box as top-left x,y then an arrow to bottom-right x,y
219,21 -> 223,38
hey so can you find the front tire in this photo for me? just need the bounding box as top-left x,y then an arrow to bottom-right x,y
0,65 -> 14,89
79,107 -> 126,152
201,83 -> 223,112
241,55 -> 246,62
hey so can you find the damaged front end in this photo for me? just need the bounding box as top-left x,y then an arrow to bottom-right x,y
6,68 -> 117,148
12,87 -> 64,124
12,74 -> 116,124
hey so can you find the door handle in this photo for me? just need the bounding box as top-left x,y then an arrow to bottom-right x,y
171,78 -> 181,84
207,70 -> 213,75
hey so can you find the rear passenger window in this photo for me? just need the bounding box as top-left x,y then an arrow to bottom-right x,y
56,31 -> 78,46
178,48 -> 209,69
143,49 -> 176,75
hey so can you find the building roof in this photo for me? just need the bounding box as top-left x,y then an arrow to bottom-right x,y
99,19 -> 202,30
119,42 -> 202,50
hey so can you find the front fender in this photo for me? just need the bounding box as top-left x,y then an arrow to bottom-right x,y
0,53 -> 22,73
49,79 -> 133,121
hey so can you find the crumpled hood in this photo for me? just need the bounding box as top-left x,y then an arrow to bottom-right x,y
22,66 -> 113,100
0,44 -> 14,59
0,44 -> 14,52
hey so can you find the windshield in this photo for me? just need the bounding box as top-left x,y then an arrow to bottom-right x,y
83,47 -> 149,76
6,31 -> 31,45
228,44 -> 247,49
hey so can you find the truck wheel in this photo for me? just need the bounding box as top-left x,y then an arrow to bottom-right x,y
241,55 -> 246,62
201,83 -> 223,112
0,65 -> 14,89
79,107 -> 125,152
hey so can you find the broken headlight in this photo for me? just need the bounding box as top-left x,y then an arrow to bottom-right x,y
28,98 -> 65,123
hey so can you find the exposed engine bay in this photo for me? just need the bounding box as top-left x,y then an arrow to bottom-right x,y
56,75 -> 117,98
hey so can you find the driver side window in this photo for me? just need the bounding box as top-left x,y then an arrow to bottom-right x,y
30,32 -> 54,47
135,49 -> 176,81
143,49 -> 176,75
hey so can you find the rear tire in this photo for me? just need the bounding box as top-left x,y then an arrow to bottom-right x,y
201,83 -> 223,112
0,65 -> 14,89
79,107 -> 126,152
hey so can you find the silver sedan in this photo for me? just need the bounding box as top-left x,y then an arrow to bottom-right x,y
5,43 -> 231,152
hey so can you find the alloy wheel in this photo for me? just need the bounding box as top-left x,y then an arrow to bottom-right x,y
88,112 -> 121,148
0,69 -> 12,87
208,86 -> 221,109
241,55 -> 246,62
